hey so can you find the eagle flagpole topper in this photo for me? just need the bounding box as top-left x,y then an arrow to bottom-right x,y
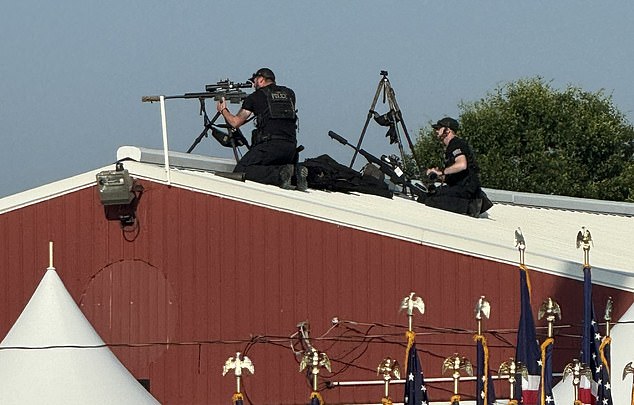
498,358 -> 527,405
377,357 -> 401,403
538,297 -> 561,339
514,227 -> 526,266
563,359 -> 592,404
299,347 -> 332,393
222,352 -> 255,397
576,226 -> 593,267
400,292 -> 425,332
475,296 -> 490,337
442,353 -> 473,404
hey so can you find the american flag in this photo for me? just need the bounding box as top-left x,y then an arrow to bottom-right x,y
475,334 -> 496,405
579,265 -> 612,405
515,265 -> 541,405
539,337 -> 555,405
404,331 -> 429,405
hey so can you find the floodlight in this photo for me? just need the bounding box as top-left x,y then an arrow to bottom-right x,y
96,164 -> 135,206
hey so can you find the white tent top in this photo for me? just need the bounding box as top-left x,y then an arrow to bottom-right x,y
0,267 -> 160,405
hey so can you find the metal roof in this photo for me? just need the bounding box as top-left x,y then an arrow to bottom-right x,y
2,146 -> 633,292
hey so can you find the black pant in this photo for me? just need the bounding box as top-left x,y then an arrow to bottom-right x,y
421,179 -> 480,215
233,139 -> 297,185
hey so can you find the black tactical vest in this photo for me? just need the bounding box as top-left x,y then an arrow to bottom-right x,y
256,85 -> 297,129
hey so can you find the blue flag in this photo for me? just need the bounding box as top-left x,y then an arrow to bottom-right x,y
540,338 -> 555,405
580,265 -> 612,405
475,335 -> 496,405
404,332 -> 429,405
515,266 -> 541,405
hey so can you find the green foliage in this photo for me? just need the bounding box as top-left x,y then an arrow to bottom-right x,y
412,77 -> 634,202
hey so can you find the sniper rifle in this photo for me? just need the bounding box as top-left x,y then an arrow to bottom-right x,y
328,130 -> 428,200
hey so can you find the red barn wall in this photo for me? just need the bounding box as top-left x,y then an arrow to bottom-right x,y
0,180 -> 631,404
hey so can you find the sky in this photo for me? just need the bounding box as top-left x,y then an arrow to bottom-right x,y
2,1 -> 634,198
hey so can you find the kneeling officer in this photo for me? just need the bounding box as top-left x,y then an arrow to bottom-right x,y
420,117 -> 489,216
216,68 -> 307,191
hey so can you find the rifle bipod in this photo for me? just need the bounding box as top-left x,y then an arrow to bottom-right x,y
186,98 -> 249,163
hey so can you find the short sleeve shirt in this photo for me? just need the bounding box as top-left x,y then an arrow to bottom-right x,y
444,137 -> 478,187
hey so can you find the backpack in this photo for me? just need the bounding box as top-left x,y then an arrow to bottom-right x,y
302,154 -> 392,198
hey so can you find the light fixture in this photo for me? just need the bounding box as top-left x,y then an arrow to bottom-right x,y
96,162 -> 143,228
96,162 -> 135,206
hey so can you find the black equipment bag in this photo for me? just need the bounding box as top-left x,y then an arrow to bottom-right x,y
302,154 -> 392,198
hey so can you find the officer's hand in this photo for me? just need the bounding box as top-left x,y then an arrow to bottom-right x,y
216,97 -> 227,113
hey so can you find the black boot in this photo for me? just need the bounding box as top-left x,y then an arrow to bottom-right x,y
296,164 -> 308,191
279,165 -> 294,189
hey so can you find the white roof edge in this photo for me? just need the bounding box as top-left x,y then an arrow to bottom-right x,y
117,146 -> 236,173
484,188 -> 634,216
0,170 -> 101,215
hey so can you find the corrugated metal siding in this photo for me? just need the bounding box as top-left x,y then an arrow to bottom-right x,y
0,180 -> 631,404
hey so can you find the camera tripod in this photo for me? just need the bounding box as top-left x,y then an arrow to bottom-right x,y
349,71 -> 424,176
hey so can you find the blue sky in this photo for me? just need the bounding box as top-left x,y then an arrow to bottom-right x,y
2,1 -> 633,197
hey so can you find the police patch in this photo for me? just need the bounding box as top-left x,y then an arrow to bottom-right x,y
271,91 -> 288,100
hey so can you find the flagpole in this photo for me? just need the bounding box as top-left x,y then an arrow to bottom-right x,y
604,297 -> 613,338
538,298 -> 560,405
401,292 -> 429,405
474,296 -> 494,405
513,227 -> 540,405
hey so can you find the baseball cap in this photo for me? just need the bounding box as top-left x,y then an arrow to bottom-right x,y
249,68 -> 275,82
432,117 -> 460,131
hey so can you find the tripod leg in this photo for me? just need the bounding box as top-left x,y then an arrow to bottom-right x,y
385,83 -> 425,176
349,78 -> 386,168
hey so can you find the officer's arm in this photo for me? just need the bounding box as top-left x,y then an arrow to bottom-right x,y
443,155 -> 467,175
217,97 -> 252,128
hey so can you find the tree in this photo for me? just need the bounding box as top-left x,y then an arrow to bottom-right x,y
412,77 -> 634,202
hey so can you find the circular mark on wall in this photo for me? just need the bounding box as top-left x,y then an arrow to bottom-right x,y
79,259 -> 178,372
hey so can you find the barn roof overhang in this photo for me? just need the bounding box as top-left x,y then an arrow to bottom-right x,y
1,146 -> 632,292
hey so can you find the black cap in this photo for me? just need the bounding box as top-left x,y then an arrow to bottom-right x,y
432,117 -> 460,131
249,68 -> 275,82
